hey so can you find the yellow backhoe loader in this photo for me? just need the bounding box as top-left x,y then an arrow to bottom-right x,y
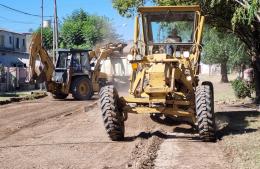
99,5 -> 216,141
29,33 -> 126,100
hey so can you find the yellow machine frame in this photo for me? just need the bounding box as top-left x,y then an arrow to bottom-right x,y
121,5 -> 205,123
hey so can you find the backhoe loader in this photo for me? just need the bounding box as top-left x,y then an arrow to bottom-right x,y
99,5 -> 216,141
29,33 -> 126,100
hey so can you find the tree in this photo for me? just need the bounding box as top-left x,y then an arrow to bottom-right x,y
111,0 -> 260,104
203,27 -> 249,82
36,27 -> 53,50
60,9 -> 121,49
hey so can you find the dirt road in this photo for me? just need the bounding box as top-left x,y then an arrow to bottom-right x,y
0,95 -> 258,169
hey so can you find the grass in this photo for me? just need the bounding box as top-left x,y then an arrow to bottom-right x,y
220,114 -> 260,169
0,90 -> 41,102
200,74 -> 238,102
200,74 -> 260,168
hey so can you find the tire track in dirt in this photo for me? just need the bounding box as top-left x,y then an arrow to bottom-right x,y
0,104 -> 82,141
0,96 -> 98,141
126,131 -> 164,169
0,95 -> 233,169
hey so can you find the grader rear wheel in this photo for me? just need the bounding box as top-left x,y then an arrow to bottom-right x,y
99,85 -> 124,141
195,83 -> 216,142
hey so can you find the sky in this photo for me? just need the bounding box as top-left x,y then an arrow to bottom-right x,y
0,0 -> 134,40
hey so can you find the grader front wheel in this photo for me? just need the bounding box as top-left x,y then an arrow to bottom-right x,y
195,83 -> 216,142
99,85 -> 125,141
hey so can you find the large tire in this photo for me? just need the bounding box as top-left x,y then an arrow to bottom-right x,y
52,93 -> 68,100
71,76 -> 93,100
195,83 -> 216,142
99,85 -> 124,141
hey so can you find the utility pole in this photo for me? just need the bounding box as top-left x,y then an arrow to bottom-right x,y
53,0 -> 58,64
52,18 -> 55,65
41,0 -> 43,47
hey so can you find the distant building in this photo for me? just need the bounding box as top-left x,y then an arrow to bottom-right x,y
200,63 -> 221,75
43,20 -> 51,28
0,29 -> 32,67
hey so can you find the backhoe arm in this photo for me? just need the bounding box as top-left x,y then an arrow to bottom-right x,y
29,33 -> 54,82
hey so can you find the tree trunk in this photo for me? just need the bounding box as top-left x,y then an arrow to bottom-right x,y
251,24 -> 260,104
220,62 -> 229,83
240,64 -> 246,79
252,55 -> 260,104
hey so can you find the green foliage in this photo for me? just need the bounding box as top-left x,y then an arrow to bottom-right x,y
202,27 -> 249,69
112,0 -> 146,17
111,0 -> 259,44
112,0 -> 198,17
224,0 -> 259,27
60,9 -> 120,49
231,78 -> 251,98
36,27 -> 53,50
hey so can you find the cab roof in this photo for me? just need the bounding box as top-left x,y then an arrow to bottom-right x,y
138,5 -> 200,13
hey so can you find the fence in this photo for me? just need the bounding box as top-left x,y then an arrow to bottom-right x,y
0,66 -> 34,92
0,56 -> 131,92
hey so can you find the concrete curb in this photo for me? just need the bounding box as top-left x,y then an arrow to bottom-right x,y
0,92 -> 48,106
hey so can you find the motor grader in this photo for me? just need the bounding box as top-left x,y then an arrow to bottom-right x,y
99,5 -> 216,141
29,33 -> 126,100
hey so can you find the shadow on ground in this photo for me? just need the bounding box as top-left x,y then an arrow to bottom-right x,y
128,109 -> 260,142
52,97 -> 99,102
215,110 -> 260,140
124,130 -> 201,142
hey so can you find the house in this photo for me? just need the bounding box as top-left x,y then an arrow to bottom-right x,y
0,29 -> 33,92
0,29 -> 32,67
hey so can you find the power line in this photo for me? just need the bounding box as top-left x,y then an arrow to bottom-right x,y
0,16 -> 37,25
0,3 -> 53,18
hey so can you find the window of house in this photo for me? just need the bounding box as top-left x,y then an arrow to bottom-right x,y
9,36 -> 12,44
16,38 -> 20,49
22,39 -> 25,47
0,35 -> 5,47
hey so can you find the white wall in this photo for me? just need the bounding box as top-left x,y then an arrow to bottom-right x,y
200,63 -> 221,75
0,30 -> 27,52
101,57 -> 132,77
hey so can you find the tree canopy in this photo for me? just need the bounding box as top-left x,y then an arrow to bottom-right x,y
36,27 -> 53,50
36,9 -> 121,50
203,27 -> 249,67
112,0 -> 260,53
203,27 -> 249,82
60,9 -> 120,49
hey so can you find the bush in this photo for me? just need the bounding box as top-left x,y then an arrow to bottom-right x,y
231,78 -> 251,98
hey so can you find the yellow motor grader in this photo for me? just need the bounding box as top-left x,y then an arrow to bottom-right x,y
99,5 -> 216,141
29,33 -> 126,100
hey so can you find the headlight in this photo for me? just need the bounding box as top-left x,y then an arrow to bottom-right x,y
127,54 -> 133,61
135,54 -> 142,60
186,76 -> 192,81
183,51 -> 190,58
175,51 -> 181,58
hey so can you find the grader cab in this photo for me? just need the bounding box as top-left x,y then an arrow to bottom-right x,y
99,5 -> 216,141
